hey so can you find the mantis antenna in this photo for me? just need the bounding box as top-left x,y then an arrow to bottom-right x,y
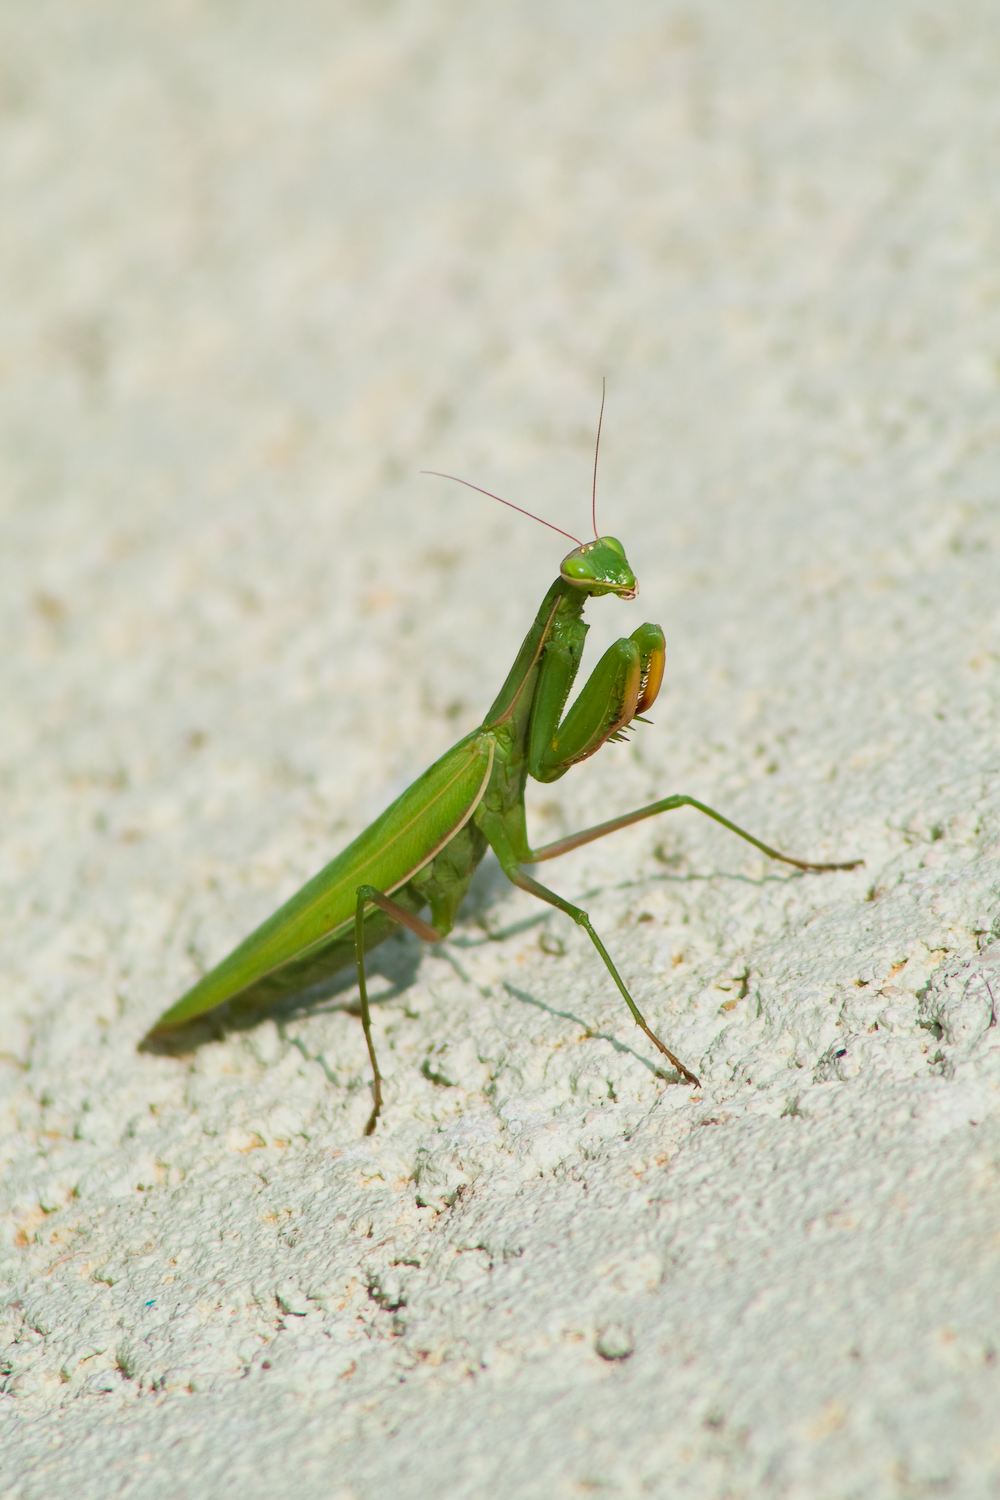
592,377 -> 606,541
425,382 -> 610,545
421,471 -> 584,547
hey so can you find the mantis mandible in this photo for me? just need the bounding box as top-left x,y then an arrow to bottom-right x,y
149,393 -> 861,1132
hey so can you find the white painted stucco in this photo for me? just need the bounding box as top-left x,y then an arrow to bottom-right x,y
2,3 -> 999,1495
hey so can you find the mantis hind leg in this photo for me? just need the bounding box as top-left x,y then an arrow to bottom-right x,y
354,886 -> 441,1135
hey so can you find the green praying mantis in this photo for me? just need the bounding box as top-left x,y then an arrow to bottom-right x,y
148,395 -> 861,1133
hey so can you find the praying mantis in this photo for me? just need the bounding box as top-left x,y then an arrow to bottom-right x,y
148,394 -> 861,1132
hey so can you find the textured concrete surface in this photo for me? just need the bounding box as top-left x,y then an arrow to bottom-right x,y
2,2 -> 1000,1496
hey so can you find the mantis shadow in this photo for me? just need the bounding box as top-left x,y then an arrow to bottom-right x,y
140,854 -> 811,1060
139,931 -> 425,1059
450,853 -> 811,951
501,981 -> 682,1083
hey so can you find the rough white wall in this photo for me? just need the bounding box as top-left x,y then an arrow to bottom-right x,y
2,2 -> 1000,1495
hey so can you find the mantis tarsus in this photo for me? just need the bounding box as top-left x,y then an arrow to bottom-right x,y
149,395 -> 861,1133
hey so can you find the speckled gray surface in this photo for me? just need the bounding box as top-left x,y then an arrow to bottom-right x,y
2,2 -> 1000,1496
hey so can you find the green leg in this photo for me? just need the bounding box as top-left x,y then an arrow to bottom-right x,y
354,885 -> 440,1135
525,794 -> 862,872
477,814 -> 700,1087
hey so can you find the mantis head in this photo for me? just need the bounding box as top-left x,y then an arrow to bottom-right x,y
560,536 -> 637,600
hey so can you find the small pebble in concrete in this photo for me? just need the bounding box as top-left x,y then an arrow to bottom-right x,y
595,1323 -> 634,1362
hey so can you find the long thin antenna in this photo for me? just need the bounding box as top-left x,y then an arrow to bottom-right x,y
421,471 -> 584,547
591,377 -> 606,540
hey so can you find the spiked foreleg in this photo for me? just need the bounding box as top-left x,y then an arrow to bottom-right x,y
530,623 -> 666,783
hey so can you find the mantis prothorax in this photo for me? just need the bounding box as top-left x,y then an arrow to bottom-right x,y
149,394 -> 861,1132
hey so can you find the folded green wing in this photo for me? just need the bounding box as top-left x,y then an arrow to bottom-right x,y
151,731 -> 494,1031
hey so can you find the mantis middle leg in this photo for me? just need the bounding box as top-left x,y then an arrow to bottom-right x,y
526,794 -> 862,872
476,811 -> 700,1087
